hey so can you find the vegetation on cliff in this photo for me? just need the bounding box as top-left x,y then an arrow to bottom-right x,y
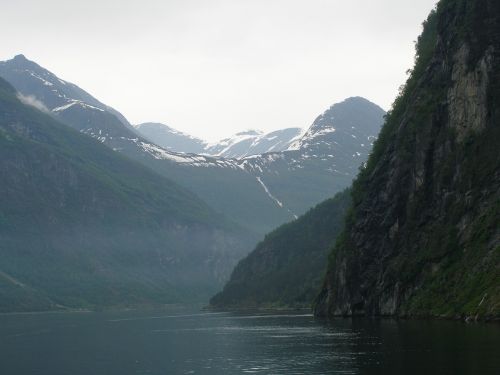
315,0 -> 500,320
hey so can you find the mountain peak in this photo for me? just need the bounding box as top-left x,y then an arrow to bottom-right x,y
287,97 -> 386,151
342,96 -> 374,104
6,54 -> 39,69
13,54 -> 27,61
0,55 -> 133,128
325,97 -> 385,115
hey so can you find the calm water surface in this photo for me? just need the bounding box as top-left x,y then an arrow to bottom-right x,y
1,307 -> 499,374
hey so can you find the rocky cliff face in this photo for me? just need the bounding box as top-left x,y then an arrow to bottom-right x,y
315,0 -> 500,320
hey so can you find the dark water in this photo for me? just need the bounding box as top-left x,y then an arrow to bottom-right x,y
1,307 -> 499,375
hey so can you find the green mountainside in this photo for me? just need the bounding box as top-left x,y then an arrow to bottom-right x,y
0,56 -> 384,237
210,190 -> 351,308
0,55 -> 293,236
315,0 -> 500,320
0,78 -> 254,312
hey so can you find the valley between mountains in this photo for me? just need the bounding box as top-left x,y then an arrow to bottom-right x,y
0,55 -> 383,312
0,0 -> 498,320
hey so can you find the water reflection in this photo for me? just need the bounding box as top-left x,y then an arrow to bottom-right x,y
0,308 -> 498,374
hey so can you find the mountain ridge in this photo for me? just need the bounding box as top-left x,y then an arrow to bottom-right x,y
0,55 -> 385,236
0,76 -> 255,312
1,54 -> 133,129
134,122 -> 304,158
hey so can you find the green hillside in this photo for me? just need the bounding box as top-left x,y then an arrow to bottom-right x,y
0,78 -> 253,312
210,190 -> 351,308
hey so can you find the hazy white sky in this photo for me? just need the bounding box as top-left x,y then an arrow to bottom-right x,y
1,0 -> 437,141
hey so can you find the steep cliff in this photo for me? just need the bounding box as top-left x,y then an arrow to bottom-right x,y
315,0 -> 500,320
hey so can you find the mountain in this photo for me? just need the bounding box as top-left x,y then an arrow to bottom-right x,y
134,124 -> 303,158
137,100 -> 384,229
0,55 -> 294,234
0,56 -> 385,236
134,103 -> 385,221
287,97 -> 380,156
315,0 -> 500,321
0,54 -> 132,129
210,190 -> 351,309
204,128 -> 303,158
236,97 -> 385,216
134,122 -> 207,154
0,77 -> 255,312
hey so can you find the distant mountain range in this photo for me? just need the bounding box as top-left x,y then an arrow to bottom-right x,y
134,122 -> 207,154
136,97 -> 385,220
0,55 -> 385,237
134,123 -> 303,158
204,128 -> 303,158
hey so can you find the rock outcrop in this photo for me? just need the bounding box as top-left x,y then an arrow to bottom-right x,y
315,0 -> 500,320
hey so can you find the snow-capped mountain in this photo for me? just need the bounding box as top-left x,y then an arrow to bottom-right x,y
287,97 -> 380,155
232,97 -> 385,216
0,54 -> 132,129
0,55 -> 295,234
0,55 -> 385,236
0,55 -> 235,168
134,124 -> 303,159
204,128 -> 303,158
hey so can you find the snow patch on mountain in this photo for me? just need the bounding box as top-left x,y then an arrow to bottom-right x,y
135,140 -> 245,169
256,176 -> 283,208
256,176 -> 298,219
203,128 -> 303,158
52,101 -> 78,112
134,123 -> 304,159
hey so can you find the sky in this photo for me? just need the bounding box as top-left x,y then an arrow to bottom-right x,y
1,0 -> 437,142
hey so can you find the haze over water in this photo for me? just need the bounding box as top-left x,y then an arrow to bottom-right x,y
1,307 -> 499,374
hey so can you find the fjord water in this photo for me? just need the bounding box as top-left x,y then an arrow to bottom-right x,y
1,308 -> 499,375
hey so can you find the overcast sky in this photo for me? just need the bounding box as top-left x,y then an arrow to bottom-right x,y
1,0 -> 437,141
